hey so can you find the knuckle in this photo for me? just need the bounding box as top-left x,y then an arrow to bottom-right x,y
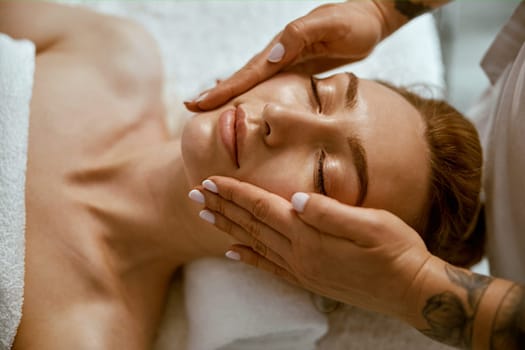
242,64 -> 263,83
223,83 -> 237,101
222,185 -> 235,202
252,198 -> 270,220
253,239 -> 267,257
214,197 -> 226,216
220,218 -> 234,236
285,19 -> 306,40
246,219 -> 263,239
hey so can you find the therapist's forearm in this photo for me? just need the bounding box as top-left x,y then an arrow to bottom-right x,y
370,0 -> 451,37
408,256 -> 524,349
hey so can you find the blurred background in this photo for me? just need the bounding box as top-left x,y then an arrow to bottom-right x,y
434,0 -> 522,275
435,1 -> 521,113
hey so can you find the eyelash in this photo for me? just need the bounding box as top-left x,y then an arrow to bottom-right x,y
310,76 -> 322,114
316,151 -> 327,195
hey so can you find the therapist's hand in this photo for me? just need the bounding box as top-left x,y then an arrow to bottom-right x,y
185,1 -> 388,112
192,176 -> 434,323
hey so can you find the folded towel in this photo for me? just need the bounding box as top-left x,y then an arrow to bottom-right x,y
184,258 -> 327,350
0,34 -> 35,350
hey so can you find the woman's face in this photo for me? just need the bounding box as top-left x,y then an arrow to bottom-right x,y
181,72 -> 430,225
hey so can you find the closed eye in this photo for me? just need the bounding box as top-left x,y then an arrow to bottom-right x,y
315,150 -> 327,195
310,76 -> 322,114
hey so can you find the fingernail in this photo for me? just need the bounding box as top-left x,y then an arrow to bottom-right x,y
268,42 -> 285,63
225,250 -> 241,261
199,209 -> 215,224
291,192 -> 310,213
188,189 -> 205,204
202,179 -> 218,193
195,92 -> 208,103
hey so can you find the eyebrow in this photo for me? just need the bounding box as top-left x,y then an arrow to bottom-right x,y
345,72 -> 359,109
343,73 -> 368,206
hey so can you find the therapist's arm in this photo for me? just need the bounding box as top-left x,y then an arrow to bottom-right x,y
373,1 -> 451,36
410,256 -> 524,349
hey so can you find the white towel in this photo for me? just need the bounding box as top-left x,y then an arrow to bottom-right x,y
183,258 -> 327,350
0,34 -> 35,350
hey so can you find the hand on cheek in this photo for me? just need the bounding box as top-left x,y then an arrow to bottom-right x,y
188,176 -> 432,322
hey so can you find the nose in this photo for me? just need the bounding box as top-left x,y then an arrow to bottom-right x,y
261,103 -> 339,147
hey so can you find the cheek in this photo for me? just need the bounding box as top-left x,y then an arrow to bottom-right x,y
180,115 -> 225,186
239,153 -> 312,200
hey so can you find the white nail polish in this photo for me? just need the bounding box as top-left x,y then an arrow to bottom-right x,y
199,209 -> 215,224
268,42 -> 285,63
225,250 -> 241,261
188,189 -> 205,204
291,192 -> 310,213
195,92 -> 208,103
202,179 -> 218,193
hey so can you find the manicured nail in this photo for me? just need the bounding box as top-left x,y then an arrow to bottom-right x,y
291,192 -> 310,213
225,250 -> 241,261
199,209 -> 215,224
268,42 -> 285,63
202,179 -> 218,193
188,189 -> 205,204
195,92 -> 208,103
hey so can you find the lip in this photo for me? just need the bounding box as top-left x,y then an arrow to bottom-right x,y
235,106 -> 247,166
218,107 -> 239,168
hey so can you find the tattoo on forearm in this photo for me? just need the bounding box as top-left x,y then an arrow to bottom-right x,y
419,265 -> 525,349
491,284 -> 525,349
394,1 -> 432,19
419,265 -> 491,348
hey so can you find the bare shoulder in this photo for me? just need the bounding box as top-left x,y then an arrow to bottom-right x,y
1,1 -> 163,104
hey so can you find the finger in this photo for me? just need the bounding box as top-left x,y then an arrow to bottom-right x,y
193,39 -> 285,111
211,212 -> 291,269
197,188 -> 292,261
183,88 -> 213,112
228,245 -> 300,286
291,192 -> 385,245
203,177 -> 306,240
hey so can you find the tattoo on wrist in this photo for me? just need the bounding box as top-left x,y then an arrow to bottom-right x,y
419,265 -> 491,348
394,1 -> 432,19
491,284 -> 525,349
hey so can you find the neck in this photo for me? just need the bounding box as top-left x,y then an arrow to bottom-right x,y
87,139 -> 233,275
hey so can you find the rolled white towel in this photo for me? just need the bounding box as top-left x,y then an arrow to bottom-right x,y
0,33 -> 35,350
184,258 -> 328,350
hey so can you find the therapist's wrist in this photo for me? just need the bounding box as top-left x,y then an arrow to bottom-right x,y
368,0 -> 450,39
399,254 -> 447,328
367,0 -> 398,39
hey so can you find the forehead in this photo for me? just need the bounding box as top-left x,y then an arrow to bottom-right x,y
357,79 -> 430,225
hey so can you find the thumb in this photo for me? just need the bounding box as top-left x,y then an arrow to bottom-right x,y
291,192 -> 383,245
